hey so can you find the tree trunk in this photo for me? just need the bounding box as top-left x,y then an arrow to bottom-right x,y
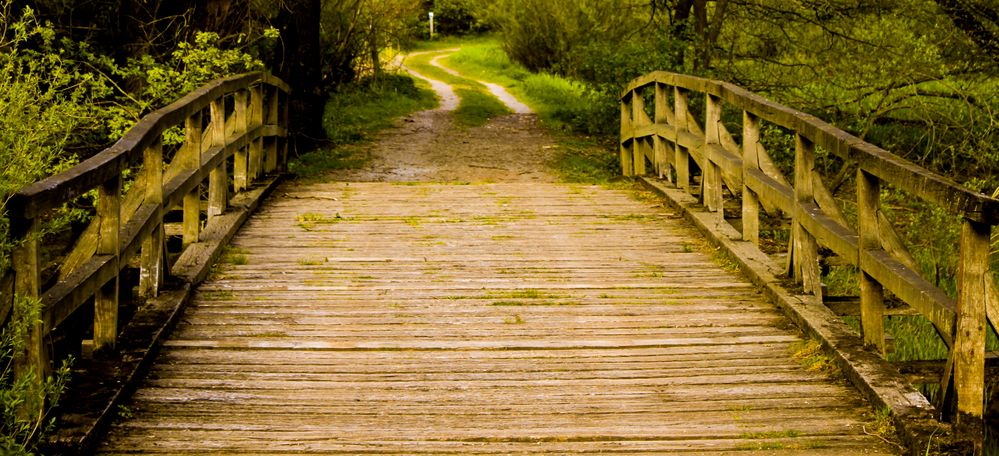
273,0 -> 325,146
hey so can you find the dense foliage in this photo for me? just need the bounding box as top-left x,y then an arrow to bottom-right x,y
472,0 -> 999,191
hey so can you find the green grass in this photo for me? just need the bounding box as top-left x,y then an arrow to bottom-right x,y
441,38 -> 618,137
289,74 -> 436,178
551,143 -> 622,185
454,88 -> 510,126
404,49 -> 511,127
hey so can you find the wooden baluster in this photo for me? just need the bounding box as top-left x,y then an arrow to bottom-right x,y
233,91 -> 249,192
631,89 -> 648,176
250,86 -> 264,180
11,215 -> 46,414
620,93 -> 634,176
140,137 -> 164,297
280,91 -> 289,172
265,86 -> 280,173
703,94 -> 723,216
653,83 -> 672,181
674,87 -> 691,191
953,218 -> 989,440
792,134 -> 822,297
742,112 -> 761,245
857,169 -> 885,354
182,111 -> 202,249
94,173 -> 121,352
208,98 -> 227,219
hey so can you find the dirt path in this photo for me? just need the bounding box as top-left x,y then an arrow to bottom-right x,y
327,49 -> 556,183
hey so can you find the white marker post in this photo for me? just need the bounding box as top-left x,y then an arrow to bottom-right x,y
429,12 -> 435,39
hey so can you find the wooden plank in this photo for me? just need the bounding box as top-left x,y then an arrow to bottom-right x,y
98,182 -> 895,455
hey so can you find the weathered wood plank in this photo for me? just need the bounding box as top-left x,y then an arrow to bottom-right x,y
98,182 -> 895,455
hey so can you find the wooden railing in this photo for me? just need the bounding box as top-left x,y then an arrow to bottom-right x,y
620,72 -> 998,431
3,72 -> 289,400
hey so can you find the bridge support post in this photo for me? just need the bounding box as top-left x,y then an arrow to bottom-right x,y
674,88 -> 690,191
250,86 -> 264,180
630,90 -> 650,176
952,218 -> 989,446
653,83 -> 671,181
790,134 -> 822,297
182,111 -> 203,250
140,138 -> 165,298
94,173 -> 121,352
208,99 -> 228,220
233,91 -> 249,192
11,215 -> 47,417
265,86 -> 280,173
703,94 -> 723,218
857,169 -> 886,355
741,112 -> 760,245
620,96 -> 634,176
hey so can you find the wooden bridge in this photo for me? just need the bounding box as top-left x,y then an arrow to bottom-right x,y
2,68 -> 996,454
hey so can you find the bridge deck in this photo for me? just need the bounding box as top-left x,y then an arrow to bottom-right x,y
98,181 -> 895,454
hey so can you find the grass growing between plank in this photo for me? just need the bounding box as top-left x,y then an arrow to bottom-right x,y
403,49 -> 510,127
290,74 -> 436,178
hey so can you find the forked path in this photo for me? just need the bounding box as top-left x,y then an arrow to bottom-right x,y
97,53 -> 896,454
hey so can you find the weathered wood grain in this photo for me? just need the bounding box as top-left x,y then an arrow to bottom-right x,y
99,182 -> 895,454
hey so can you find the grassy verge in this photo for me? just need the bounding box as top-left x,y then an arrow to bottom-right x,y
403,49 -> 510,127
442,39 -> 618,138
289,74 -> 436,178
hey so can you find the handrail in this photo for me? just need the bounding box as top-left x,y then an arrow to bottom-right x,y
620,71 -> 996,430
4,71 -> 290,407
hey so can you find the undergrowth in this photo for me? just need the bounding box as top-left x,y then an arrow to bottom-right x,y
290,74 -> 435,178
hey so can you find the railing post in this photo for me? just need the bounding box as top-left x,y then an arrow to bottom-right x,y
703,94 -> 723,216
857,169 -> 886,354
674,87 -> 691,191
741,112 -> 761,245
791,134 -> 822,297
654,83 -> 671,180
208,98 -> 227,220
620,93 -> 634,176
631,89 -> 648,176
11,215 -> 46,414
94,172 -> 121,352
953,218 -> 989,441
250,85 -> 264,180
265,86 -> 280,173
280,90 -> 289,172
139,137 -> 164,297
233,91 -> 249,192
182,111 -> 202,249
